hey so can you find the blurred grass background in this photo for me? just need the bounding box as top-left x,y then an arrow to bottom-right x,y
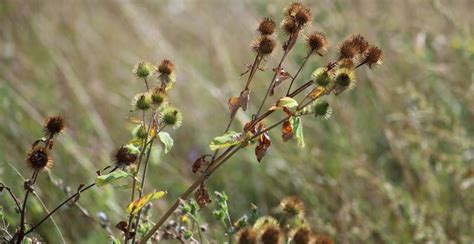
1,0 -> 473,243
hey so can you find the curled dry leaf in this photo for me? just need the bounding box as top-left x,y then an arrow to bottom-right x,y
284,32 -> 299,51
195,184 -> 212,208
255,129 -> 272,162
73,183 -> 85,203
307,86 -> 326,100
228,96 -> 240,119
282,120 -> 294,142
115,221 -> 128,233
239,89 -> 250,111
270,67 -> 291,96
192,155 -> 209,173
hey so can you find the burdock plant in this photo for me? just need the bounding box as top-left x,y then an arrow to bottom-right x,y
137,2 -> 382,243
0,2 -> 383,243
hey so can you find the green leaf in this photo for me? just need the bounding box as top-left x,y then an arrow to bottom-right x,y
96,171 -> 131,187
124,144 -> 140,155
158,132 -> 174,154
209,131 -> 243,150
127,190 -> 167,214
290,116 -> 305,148
277,97 -> 298,109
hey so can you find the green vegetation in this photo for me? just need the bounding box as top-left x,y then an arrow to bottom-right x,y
0,0 -> 473,243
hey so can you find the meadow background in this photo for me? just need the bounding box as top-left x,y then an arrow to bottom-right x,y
1,0 -> 473,243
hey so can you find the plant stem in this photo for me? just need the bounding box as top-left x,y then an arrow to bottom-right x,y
209,53 -> 262,168
1,185 -> 21,212
130,124 -> 165,244
138,74 -> 321,243
286,49 -> 313,96
15,169 -> 38,243
138,146 -> 239,243
144,77 -> 150,91
24,167 -> 118,236
254,49 -> 290,118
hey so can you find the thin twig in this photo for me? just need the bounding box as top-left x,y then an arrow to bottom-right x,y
24,167 -> 118,235
286,49 -> 313,96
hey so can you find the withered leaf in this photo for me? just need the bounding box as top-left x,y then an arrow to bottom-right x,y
307,86 -> 326,100
284,32 -> 298,52
115,221 -> 128,232
282,120 -> 294,142
192,155 -> 209,174
255,130 -> 272,162
270,67 -> 291,96
228,96 -> 240,119
195,184 -> 212,208
73,183 -> 85,203
239,89 -> 250,111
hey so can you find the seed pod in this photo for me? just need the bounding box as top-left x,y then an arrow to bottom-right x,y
237,228 -> 258,244
131,93 -> 152,111
133,62 -> 155,78
44,115 -> 66,138
293,228 -> 314,244
258,18 -> 276,35
314,234 -> 333,244
260,226 -> 283,244
279,196 -> 305,217
339,34 -> 369,60
252,36 -> 276,56
364,46 -> 383,68
306,32 -> 328,54
113,146 -> 138,167
158,59 -> 175,75
26,147 -> 53,170
159,106 -> 183,129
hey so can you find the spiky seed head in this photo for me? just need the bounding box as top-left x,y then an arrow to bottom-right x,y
294,6 -> 312,26
279,196 -> 305,216
311,67 -> 332,86
258,18 -> 276,35
237,228 -> 258,244
132,93 -> 152,111
133,62 -> 155,78
133,124 -> 147,139
306,32 -> 328,53
365,46 -> 383,68
44,115 -> 65,137
158,59 -> 175,75
113,145 -> 138,167
160,106 -> 183,129
151,88 -> 166,107
293,228 -> 314,244
284,2 -> 304,17
282,17 -> 299,35
314,101 -> 331,119
314,234 -> 333,244
352,34 -> 370,54
335,68 -> 355,87
253,216 -> 279,230
338,58 -> 354,69
252,36 -> 275,56
260,226 -> 283,244
27,147 -> 52,170
339,34 -> 369,59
